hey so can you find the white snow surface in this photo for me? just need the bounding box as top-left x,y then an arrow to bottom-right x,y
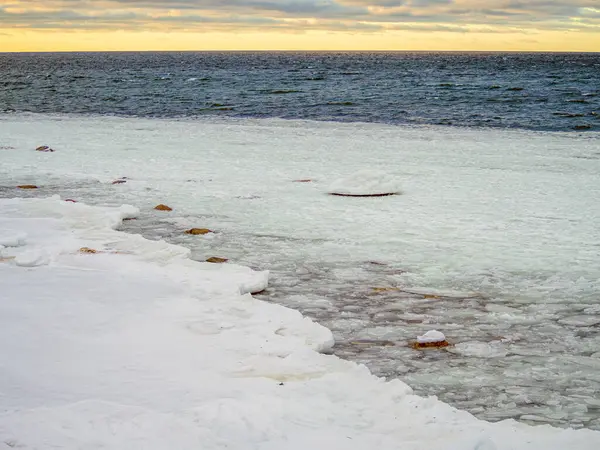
1,196 -> 599,449
417,330 -> 446,344
327,169 -> 401,196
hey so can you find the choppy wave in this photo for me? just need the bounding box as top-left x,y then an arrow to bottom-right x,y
0,52 -> 598,131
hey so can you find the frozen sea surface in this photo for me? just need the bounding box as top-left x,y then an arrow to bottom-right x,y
1,113 -> 600,429
3,196 -> 600,449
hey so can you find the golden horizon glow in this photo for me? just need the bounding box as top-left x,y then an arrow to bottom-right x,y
2,29 -> 599,53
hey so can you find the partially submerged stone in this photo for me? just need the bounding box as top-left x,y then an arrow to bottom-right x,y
411,330 -> 450,350
112,179 -> 127,185
185,228 -> 212,235
154,204 -> 173,211
64,199 -> 77,203
206,257 -> 228,263
36,145 -> 54,152
327,170 -> 401,197
293,179 -> 313,183
17,185 -> 38,189
79,247 -> 98,254
330,192 -> 397,197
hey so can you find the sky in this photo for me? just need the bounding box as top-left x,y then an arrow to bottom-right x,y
0,0 -> 599,52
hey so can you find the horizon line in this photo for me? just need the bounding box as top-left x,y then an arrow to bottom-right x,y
2,49 -> 599,54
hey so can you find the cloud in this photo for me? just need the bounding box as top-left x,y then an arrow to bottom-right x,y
0,0 -> 599,33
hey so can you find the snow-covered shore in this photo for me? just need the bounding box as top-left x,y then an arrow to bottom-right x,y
1,196 -> 599,449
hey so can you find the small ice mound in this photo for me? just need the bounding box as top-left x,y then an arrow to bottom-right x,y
327,169 -> 401,197
449,341 -> 508,358
0,233 -> 27,247
274,318 -> 335,354
412,330 -> 449,349
202,262 -> 270,295
15,249 -> 50,267
417,330 -> 446,344
239,269 -> 269,295
118,204 -> 138,220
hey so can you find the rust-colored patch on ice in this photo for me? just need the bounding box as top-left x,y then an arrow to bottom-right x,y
79,247 -> 99,254
410,340 -> 450,350
372,287 -> 401,293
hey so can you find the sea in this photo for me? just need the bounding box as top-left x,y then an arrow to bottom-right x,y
1,52 -> 600,430
1,52 -> 599,131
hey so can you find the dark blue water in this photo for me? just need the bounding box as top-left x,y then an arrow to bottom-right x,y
1,52 -> 598,131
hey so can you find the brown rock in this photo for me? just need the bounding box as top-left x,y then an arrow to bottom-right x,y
112,180 -> 127,185
64,199 -> 77,203
79,247 -> 98,254
206,257 -> 228,263
411,340 -> 450,350
17,185 -> 38,189
185,228 -> 212,235
154,204 -> 173,211
36,145 -> 54,152
423,294 -> 441,299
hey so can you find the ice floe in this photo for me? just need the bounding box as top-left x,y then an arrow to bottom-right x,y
327,169 -> 401,196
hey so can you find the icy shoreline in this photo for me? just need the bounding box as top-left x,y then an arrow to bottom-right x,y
1,196 -> 600,449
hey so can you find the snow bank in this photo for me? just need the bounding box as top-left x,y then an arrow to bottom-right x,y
1,196 -> 599,449
327,169 -> 401,196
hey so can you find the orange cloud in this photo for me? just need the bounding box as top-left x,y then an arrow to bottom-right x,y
0,0 -> 598,51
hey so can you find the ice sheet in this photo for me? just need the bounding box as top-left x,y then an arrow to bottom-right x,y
1,113 -> 599,428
